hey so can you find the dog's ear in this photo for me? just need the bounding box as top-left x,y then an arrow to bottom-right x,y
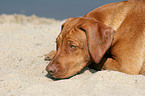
80,21 -> 115,63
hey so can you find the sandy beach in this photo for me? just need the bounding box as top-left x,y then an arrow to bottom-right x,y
0,14 -> 145,96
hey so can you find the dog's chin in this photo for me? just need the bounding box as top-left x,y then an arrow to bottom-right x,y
51,75 -> 66,79
47,72 -> 71,79
48,74 -> 72,80
49,71 -> 79,80
48,67 -> 87,80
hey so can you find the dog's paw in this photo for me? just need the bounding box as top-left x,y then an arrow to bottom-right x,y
44,50 -> 56,61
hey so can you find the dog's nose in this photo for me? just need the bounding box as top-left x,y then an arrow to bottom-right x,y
48,68 -> 56,74
46,65 -> 57,75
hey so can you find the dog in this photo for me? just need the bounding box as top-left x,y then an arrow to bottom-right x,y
45,0 -> 145,79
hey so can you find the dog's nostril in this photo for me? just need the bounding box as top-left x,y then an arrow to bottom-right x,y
47,67 -> 57,74
49,70 -> 56,74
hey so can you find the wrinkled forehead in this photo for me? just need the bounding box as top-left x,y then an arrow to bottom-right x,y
63,17 -> 95,27
57,17 -> 89,42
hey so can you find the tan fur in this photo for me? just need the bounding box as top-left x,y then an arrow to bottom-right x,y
45,0 -> 145,79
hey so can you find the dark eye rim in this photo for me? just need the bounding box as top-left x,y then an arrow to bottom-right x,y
70,44 -> 77,48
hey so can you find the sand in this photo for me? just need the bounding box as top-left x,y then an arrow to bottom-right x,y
0,14 -> 145,96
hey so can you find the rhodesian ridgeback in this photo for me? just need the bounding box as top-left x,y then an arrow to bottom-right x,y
45,0 -> 145,79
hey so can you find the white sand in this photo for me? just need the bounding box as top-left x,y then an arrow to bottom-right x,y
0,14 -> 145,96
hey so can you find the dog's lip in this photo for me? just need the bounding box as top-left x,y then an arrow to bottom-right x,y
48,71 -> 66,79
50,72 -> 76,79
50,74 -> 64,79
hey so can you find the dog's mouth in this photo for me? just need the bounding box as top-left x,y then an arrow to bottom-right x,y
46,69 -> 66,79
46,60 -> 90,79
47,72 -> 78,80
48,69 -> 76,79
47,66 -> 90,79
47,72 -> 72,80
45,67 -> 70,79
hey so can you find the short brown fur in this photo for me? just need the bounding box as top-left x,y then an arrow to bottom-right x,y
45,0 -> 145,79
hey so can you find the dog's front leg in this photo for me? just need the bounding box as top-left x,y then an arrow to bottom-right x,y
45,50 -> 56,61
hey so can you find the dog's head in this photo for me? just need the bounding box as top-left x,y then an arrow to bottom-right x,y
46,17 -> 114,79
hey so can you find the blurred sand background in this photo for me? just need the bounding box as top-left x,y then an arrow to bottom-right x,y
0,14 -> 145,96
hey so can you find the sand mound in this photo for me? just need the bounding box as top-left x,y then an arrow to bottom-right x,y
0,14 -> 145,96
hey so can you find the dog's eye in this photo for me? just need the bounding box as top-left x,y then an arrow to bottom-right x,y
70,44 -> 77,48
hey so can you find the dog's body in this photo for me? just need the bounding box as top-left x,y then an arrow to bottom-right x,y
46,0 -> 145,79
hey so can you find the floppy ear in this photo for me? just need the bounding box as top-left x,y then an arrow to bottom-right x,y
81,22 -> 115,63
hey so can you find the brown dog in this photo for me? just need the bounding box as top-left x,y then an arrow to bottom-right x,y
45,0 -> 145,79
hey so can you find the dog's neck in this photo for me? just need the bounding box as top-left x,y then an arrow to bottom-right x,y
84,1 -> 133,31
